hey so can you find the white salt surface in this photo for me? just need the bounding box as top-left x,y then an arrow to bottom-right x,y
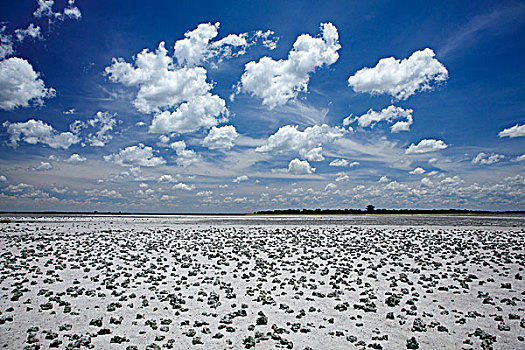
0,215 -> 523,349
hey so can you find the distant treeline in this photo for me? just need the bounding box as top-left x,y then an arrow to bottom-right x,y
254,208 -> 525,215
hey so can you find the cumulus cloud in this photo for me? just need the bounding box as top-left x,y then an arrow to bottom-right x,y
409,167 -> 426,175
202,125 -> 239,150
385,180 -> 408,191
498,124 -> 525,138
65,153 -> 86,164
158,135 -> 170,145
14,24 -> 42,42
287,158 -> 315,174
172,182 -> 195,191
106,23 -> 278,135
256,124 -> 345,161
325,183 -> 337,191
348,48 -> 448,100
149,93 -> 227,134
158,174 -> 179,183
391,119 -> 413,133
0,27 -> 14,59
329,159 -> 348,167
33,0 -> 82,21
259,30 -> 280,50
233,175 -> 248,183
406,139 -> 448,154
174,22 -> 251,67
4,119 -> 79,149
169,140 -> 200,167
420,178 -> 434,187
63,6 -> 81,20
85,188 -> 122,199
472,152 -> 504,165
513,154 -> 525,162
335,173 -> 350,182
196,190 -> 213,196
33,161 -> 53,171
239,22 -> 340,108
0,57 -> 56,110
329,159 -> 359,167
173,22 -> 278,67
352,105 -> 414,133
86,111 -> 118,147
104,143 -> 165,167
4,183 -> 33,193
378,176 -> 390,183
33,0 -> 55,18
70,111 -> 118,147
106,41 -> 228,134
174,22 -> 220,67
106,43 -> 213,113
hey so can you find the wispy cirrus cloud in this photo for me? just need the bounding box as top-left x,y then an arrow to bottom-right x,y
439,3 -> 525,57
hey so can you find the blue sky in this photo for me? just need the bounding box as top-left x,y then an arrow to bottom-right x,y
0,0 -> 524,212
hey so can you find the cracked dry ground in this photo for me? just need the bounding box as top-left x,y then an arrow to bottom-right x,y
0,221 -> 524,349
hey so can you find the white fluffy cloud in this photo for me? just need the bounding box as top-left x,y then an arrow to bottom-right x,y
0,26 -> 14,60
33,0 -> 55,18
256,124 -> 345,161
71,111 -> 118,147
4,183 -> 33,193
4,119 -> 79,149
158,174 -> 179,183
172,182 -> 195,191
348,48 -> 448,100
378,176 -> 390,183
106,23 -> 278,135
202,125 -> 239,149
409,167 -> 426,175
288,158 -> 315,174
106,43 -> 213,113
513,154 -> 525,162
406,139 -> 448,154
14,24 -> 42,42
63,6 -> 81,20
0,57 -> 56,110
325,183 -> 337,191
169,140 -> 200,167
335,173 -> 349,182
254,30 -> 279,50
33,0 -> 82,21
472,152 -> 504,165
104,144 -> 165,167
33,161 -> 53,171
149,93 -> 227,134
174,22 -> 220,66
352,105 -> 413,133
174,22 -> 251,67
85,188 -> 122,199
233,175 -> 248,183
86,112 -> 118,147
105,41 -> 228,135
329,159 -> 359,167
498,124 -> 525,138
420,178 -> 434,187
239,22 -> 340,108
65,154 -> 86,164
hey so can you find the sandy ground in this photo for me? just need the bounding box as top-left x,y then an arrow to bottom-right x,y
0,215 -> 523,349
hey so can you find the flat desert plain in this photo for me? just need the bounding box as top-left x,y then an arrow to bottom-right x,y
0,214 -> 523,349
